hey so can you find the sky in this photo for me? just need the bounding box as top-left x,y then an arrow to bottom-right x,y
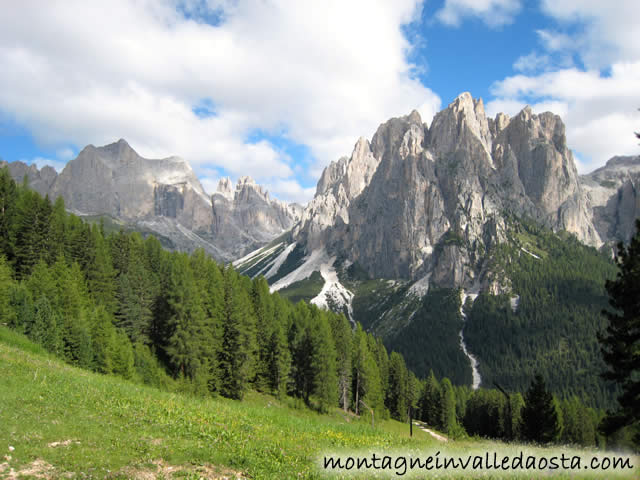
0,0 -> 638,204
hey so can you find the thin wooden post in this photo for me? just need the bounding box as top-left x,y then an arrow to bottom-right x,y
410,406 -> 413,436
360,400 -> 374,428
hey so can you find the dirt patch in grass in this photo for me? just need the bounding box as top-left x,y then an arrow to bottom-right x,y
47,439 -> 79,448
112,459 -> 246,480
3,458 -> 62,479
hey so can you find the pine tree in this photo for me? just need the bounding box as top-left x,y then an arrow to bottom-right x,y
86,227 -> 118,314
189,249 -> 223,394
31,296 -> 63,355
387,351 -> 408,421
267,293 -> 291,397
47,196 -> 68,263
0,255 -> 16,325
12,190 -> 51,276
116,255 -> 154,343
328,312 -> 352,412
0,168 -> 17,260
218,266 -> 256,399
89,306 -> 117,374
289,302 -> 315,403
419,370 -> 441,426
351,325 -> 384,417
165,254 -> 207,381
310,309 -> 338,412
598,219 -> 640,444
439,378 -> 457,434
522,374 -> 562,444
251,276 -> 276,391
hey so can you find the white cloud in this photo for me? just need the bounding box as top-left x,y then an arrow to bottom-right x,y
0,0 -> 440,203
513,52 -> 551,73
488,63 -> 640,172
30,156 -> 67,173
536,30 -> 575,53
56,148 -> 75,161
199,176 -> 220,196
539,0 -> 640,69
488,1 -> 640,173
263,179 -> 316,205
436,0 -> 521,28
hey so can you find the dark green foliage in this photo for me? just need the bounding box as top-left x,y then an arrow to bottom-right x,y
30,296 -> 63,356
463,388 -> 508,439
0,168 -> 17,260
419,371 -> 441,427
599,218 -> 640,444
0,175 -> 509,429
12,189 -> 52,277
277,270 -> 324,304
387,351 -> 408,421
439,378 -> 457,434
465,219 -> 618,408
522,374 -> 562,444
329,312 -> 352,411
387,287 -> 470,384
218,266 -> 256,400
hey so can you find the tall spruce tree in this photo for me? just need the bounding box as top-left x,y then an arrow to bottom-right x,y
328,312 -> 352,412
419,370 -> 441,426
310,308 -> 338,412
219,266 -> 256,399
439,378 -> 457,434
522,374 -> 562,444
0,168 -> 17,260
387,351 -> 408,421
598,219 -> 640,444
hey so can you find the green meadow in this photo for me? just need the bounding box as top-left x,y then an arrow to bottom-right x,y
1,326 -> 637,479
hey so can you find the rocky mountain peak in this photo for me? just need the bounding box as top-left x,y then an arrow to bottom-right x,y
215,177 -> 234,199
288,92 -> 612,286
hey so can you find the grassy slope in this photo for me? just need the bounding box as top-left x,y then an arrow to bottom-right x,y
2,328 -> 636,479
0,327 -> 435,479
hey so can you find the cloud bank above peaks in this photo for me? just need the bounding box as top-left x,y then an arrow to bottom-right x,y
0,0 -> 440,204
488,0 -> 640,172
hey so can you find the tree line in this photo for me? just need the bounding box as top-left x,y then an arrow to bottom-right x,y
0,167 -> 615,447
0,168 -> 414,417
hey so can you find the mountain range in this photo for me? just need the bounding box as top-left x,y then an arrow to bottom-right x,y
1,140 -> 301,262
3,92 -> 639,404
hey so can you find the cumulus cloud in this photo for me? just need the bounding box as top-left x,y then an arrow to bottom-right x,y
436,0 -> 521,28
488,1 -> 640,172
513,52 -> 552,73
0,0 -> 440,203
488,63 -> 640,172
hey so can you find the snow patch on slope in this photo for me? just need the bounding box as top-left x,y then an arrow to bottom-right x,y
265,242 -> 297,279
521,247 -> 541,260
270,249 -> 329,291
233,242 -> 282,267
311,258 -> 355,326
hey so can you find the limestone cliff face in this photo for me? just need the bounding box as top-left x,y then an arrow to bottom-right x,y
293,92 -> 621,288
212,176 -> 301,259
580,155 -> 640,244
3,140 -> 300,261
0,160 -> 58,198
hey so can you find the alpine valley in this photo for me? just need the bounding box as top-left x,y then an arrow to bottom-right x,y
4,92 -> 639,408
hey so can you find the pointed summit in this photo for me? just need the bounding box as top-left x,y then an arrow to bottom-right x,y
216,177 -> 234,198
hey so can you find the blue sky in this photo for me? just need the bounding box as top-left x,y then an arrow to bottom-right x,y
0,0 -> 638,203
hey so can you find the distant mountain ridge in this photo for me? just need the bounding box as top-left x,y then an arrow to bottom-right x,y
0,139 -> 301,261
